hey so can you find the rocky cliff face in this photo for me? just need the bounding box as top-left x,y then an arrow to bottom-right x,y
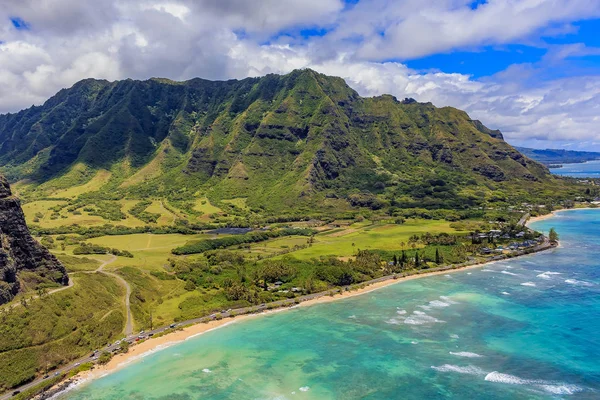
0,176 -> 67,304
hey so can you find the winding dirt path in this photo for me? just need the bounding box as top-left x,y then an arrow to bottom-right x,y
94,255 -> 133,335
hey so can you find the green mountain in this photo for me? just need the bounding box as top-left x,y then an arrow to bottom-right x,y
515,147 -> 600,166
0,69 -> 578,212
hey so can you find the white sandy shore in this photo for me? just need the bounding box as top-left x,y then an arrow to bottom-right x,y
527,207 -> 596,225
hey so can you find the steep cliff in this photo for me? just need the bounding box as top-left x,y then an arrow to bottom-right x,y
0,176 -> 67,304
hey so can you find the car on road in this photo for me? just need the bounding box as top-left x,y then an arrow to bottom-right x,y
169,323 -> 176,328
12,390 -> 20,396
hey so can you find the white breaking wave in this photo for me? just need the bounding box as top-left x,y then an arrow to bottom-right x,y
202,368 -> 211,373
439,296 -> 459,304
404,311 -> 445,325
537,271 -> 562,280
565,279 -> 595,287
449,351 -> 483,358
431,364 -> 486,375
501,291 -> 510,295
348,315 -> 356,319
396,309 -> 407,315
385,317 -> 404,325
500,271 -> 519,276
450,334 -> 459,339
521,282 -> 536,287
484,372 -> 583,395
428,300 -> 451,308
299,386 -> 310,392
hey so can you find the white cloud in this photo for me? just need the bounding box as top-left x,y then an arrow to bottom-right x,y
0,0 -> 598,148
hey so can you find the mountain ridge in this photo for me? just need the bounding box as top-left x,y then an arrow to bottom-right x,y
0,69 -> 576,212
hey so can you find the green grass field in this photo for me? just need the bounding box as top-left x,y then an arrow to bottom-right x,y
230,219 -> 462,261
193,198 -> 222,216
85,233 -> 205,270
49,169 -> 112,198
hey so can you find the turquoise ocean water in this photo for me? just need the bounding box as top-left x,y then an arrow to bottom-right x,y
62,210 -> 600,399
550,160 -> 600,178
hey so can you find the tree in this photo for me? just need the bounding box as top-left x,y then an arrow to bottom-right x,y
435,248 -> 442,264
120,341 -> 130,354
415,252 -> 420,268
393,254 -> 398,266
549,227 -> 559,243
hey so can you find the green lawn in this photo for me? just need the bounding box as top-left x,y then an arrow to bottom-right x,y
276,219 -> 461,260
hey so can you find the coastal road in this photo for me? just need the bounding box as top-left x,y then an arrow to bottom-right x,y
517,213 -> 531,226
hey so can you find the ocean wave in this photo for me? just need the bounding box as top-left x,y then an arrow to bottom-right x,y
385,317 -> 404,325
348,315 -> 356,319
500,271 -> 519,276
501,291 -> 510,295
396,309 -> 407,315
449,351 -> 483,358
299,386 -> 310,392
428,300 -> 451,308
537,271 -> 562,280
565,279 -> 595,287
450,334 -> 459,339
439,296 -> 459,304
431,364 -> 486,375
521,282 -> 536,287
404,311 -> 445,325
484,372 -> 583,395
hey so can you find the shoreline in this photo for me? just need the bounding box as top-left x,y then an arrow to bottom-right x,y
53,246 -> 553,397
527,206 -> 597,225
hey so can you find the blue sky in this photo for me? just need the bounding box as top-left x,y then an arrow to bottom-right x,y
1,0 -> 600,150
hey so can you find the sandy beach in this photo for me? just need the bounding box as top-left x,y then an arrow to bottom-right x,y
527,207 -> 597,225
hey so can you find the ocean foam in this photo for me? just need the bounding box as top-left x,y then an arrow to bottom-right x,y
538,384 -> 583,395
449,351 -> 483,358
501,291 -> 510,295
500,271 -> 518,276
299,386 -> 310,392
428,300 -> 451,308
439,296 -> 458,304
385,317 -> 404,325
404,311 -> 445,325
396,309 -> 407,315
450,334 -> 459,339
565,279 -> 594,287
431,364 -> 486,375
537,271 -> 561,280
348,315 -> 356,319
484,372 -> 583,395
202,368 -> 211,373
521,282 -> 536,287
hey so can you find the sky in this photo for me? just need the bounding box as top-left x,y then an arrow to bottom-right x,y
1,0 -> 600,150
